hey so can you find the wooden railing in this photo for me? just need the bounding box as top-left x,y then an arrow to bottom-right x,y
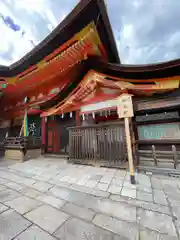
136,140 -> 180,169
68,122 -> 127,167
4,136 -> 41,150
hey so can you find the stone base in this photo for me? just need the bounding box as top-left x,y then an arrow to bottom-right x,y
5,149 -> 24,162
5,149 -> 41,162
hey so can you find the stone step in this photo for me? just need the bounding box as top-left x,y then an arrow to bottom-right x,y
137,165 -> 180,177
43,154 -> 69,159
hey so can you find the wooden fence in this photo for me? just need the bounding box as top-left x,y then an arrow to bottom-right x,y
68,122 -> 127,167
136,140 -> 180,170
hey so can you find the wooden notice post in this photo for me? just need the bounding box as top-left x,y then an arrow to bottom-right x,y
117,93 -> 135,184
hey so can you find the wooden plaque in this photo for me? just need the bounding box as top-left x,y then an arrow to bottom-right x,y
117,94 -> 134,118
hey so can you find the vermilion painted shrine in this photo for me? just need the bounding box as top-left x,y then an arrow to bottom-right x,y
0,0 -> 180,175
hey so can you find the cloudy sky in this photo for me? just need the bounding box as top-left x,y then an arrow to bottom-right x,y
0,0 -> 180,66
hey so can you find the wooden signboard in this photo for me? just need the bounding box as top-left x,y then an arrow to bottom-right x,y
117,94 -> 135,184
117,94 -> 134,118
80,99 -> 117,114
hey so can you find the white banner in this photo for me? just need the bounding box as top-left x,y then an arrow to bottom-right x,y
80,99 -> 118,114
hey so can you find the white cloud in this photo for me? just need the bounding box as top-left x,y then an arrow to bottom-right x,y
14,0 -> 58,28
47,23 -> 54,32
0,1 -> 17,55
0,21 -> 12,53
14,0 -> 47,14
0,12 -> 36,65
167,31 -> 180,48
116,24 -> 139,64
132,0 -> 143,9
0,1 -> 13,16
107,0 -> 180,64
0,1 -> 38,65
10,31 -> 38,63
0,0 -> 70,65
45,9 -> 58,28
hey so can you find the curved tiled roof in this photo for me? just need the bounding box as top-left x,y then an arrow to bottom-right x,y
93,58 -> 180,79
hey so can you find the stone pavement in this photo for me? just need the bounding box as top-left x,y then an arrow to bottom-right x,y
0,157 -> 179,239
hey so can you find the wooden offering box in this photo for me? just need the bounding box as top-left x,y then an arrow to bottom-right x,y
4,137 -> 41,162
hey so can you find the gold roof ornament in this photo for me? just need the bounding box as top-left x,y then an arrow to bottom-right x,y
7,77 -> 17,85
37,60 -> 46,69
154,80 -> 180,89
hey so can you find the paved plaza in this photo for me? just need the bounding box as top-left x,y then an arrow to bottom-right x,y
0,157 -> 179,239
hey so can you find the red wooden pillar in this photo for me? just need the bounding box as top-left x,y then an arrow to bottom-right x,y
76,110 -> 81,126
41,117 -> 46,154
